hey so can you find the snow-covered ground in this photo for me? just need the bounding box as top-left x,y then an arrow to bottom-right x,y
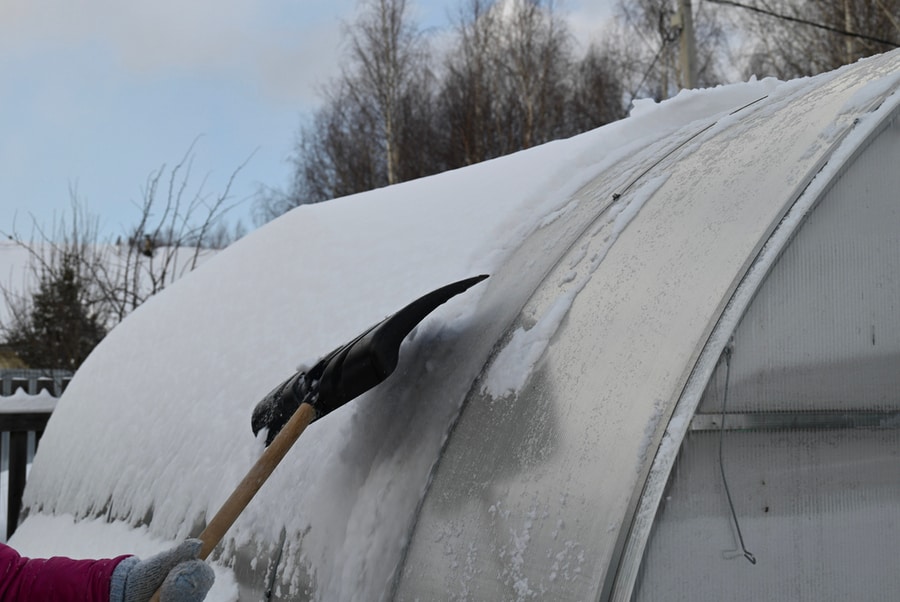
9,51 -> 900,601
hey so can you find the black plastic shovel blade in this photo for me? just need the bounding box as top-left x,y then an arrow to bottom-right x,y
251,275 -> 488,445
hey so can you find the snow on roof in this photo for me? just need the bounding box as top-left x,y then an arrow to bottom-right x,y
13,50 -> 900,601
0,390 -> 57,413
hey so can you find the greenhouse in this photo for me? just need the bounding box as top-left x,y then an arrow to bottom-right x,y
13,50 -> 900,601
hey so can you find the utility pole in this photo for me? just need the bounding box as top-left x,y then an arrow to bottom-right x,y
676,0 -> 698,89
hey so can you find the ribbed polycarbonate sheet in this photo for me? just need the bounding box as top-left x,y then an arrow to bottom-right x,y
633,429 -> 900,601
634,95 -> 900,601
698,114 -> 900,414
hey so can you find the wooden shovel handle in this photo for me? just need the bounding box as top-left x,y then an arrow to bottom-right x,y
197,401 -> 317,559
149,402 -> 317,602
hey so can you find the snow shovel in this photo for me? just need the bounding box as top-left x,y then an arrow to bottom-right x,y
194,274 -> 488,561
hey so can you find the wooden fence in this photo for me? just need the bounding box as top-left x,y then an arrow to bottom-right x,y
0,371 -> 66,539
0,408 -> 54,539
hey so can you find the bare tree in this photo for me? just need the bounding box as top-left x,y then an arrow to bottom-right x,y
260,0 -> 627,223
293,79 -> 385,205
439,0 -> 615,167
2,252 -> 107,372
393,62 -> 443,181
611,0 -> 731,102
347,0 -> 430,186
252,184 -> 298,226
95,139 -> 251,322
259,0 -> 436,216
1,144 -> 249,369
439,0 -> 505,166
1,201 -> 110,371
719,0 -> 900,79
205,220 -> 248,250
569,42 -> 628,132
501,0 -> 573,148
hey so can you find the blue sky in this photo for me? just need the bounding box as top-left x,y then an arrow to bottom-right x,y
1,0 -> 615,241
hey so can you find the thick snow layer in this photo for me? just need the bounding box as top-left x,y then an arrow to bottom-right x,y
14,52 -> 900,601
0,390 -> 57,414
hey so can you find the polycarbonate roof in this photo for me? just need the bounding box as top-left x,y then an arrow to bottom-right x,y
395,52 -> 900,600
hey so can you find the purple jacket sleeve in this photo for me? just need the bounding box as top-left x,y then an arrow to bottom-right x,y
0,543 -> 132,602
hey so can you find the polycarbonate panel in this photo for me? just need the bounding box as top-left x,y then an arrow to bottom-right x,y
633,109 -> 900,601
396,55 -> 900,602
391,108 -> 749,602
698,115 -> 900,414
633,428 -> 900,601
393,178 -> 679,602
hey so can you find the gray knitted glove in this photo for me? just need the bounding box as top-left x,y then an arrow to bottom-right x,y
157,559 -> 215,601
109,539 -> 215,602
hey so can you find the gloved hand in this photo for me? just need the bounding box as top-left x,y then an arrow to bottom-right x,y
109,539 -> 215,602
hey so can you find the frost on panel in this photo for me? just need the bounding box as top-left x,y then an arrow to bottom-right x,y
482,175 -> 666,400
634,65 -> 900,602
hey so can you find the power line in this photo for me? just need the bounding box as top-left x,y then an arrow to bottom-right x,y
709,0 -> 900,48
628,36 -> 677,105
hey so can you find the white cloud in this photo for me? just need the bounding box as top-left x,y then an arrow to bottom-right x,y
565,0 -> 618,51
0,0 -> 355,107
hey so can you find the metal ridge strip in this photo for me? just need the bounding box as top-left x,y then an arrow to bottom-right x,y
691,410 -> 900,431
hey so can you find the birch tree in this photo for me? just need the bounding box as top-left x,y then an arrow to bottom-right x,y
729,0 -> 900,79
